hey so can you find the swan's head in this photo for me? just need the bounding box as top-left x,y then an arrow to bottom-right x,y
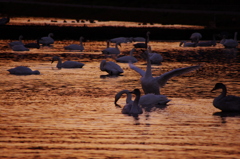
130,89 -> 141,96
32,70 -> 40,75
51,56 -> 60,63
211,83 -> 225,92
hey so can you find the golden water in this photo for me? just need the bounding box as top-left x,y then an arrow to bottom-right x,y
0,40 -> 240,159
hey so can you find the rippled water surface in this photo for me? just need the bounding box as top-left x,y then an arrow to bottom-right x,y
0,40 -> 240,159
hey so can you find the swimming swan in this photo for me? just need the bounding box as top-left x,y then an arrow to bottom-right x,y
116,48 -> 137,63
9,35 -> 24,47
179,41 -> 197,47
102,42 -> 121,55
211,83 -> 240,112
39,33 -> 54,46
64,36 -> 84,51
11,44 -> 29,51
129,51 -> 202,95
110,37 -> 131,43
220,32 -> 238,48
190,32 -> 202,43
100,60 -> 123,75
114,89 -> 170,107
197,35 -> 216,47
133,31 -> 150,48
51,56 -> 84,69
7,66 -> 40,75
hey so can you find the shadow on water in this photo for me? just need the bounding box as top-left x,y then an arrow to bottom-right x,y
100,74 -> 123,79
213,111 -> 240,123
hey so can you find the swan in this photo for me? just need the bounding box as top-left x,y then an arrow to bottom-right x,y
133,31 -> 150,42
147,46 -> 163,65
110,37 -> 131,43
179,41 -> 197,47
39,33 -> 54,46
64,36 -> 84,51
133,31 -> 150,48
116,48 -> 138,63
7,66 -> 40,75
221,32 -> 238,48
211,83 -> 240,112
114,89 -> 170,107
120,89 -> 143,117
51,56 -> 84,69
0,17 -> 10,25
100,60 -> 123,75
24,39 -> 40,49
11,45 -> 29,51
8,35 -> 24,47
197,35 -> 216,47
102,42 -> 121,55
190,32 -> 202,43
129,50 -> 202,95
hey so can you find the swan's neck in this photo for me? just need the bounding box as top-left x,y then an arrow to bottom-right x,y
145,51 -> 152,77
57,58 -> 62,68
129,49 -> 134,56
133,93 -> 141,108
115,43 -> 119,50
80,38 -> 83,46
126,93 -> 133,104
219,85 -> 227,99
106,41 -> 110,48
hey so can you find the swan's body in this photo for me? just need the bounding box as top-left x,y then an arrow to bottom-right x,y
9,35 -> 24,47
0,17 -> 10,25
102,42 -> 121,55
100,60 -> 123,75
110,37 -> 131,43
211,83 -> 240,112
115,89 -> 170,107
197,35 -> 216,47
220,32 -> 238,48
24,39 -> 40,49
179,41 -> 197,47
147,46 -> 163,64
190,32 -> 202,43
64,36 -> 84,51
12,45 -> 29,51
39,33 -> 54,46
133,31 -> 150,48
129,51 -> 201,95
7,66 -> 40,75
116,48 -> 137,63
51,56 -> 84,69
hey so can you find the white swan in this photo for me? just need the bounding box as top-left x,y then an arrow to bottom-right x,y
7,66 -> 40,75
114,89 -> 170,107
129,50 -> 202,95
51,56 -> 84,69
64,36 -> 84,51
100,60 -> 123,75
197,35 -> 216,47
190,32 -> 202,43
133,31 -> 150,48
8,35 -> 24,47
221,32 -> 238,48
147,46 -> 163,65
39,33 -> 54,46
116,48 -> 137,63
11,44 -> 29,51
102,42 -> 121,55
211,83 -> 240,112
179,41 -> 197,47
120,89 -> 143,117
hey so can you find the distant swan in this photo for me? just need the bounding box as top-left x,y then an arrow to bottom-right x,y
220,32 -> 238,48
116,48 -> 137,63
110,37 -> 131,43
179,41 -> 197,47
11,44 -> 29,51
24,39 -> 40,49
51,56 -> 84,69
147,46 -> 163,65
190,32 -> 202,43
7,66 -> 40,75
100,60 -> 123,75
114,89 -> 170,107
64,36 -> 84,51
129,51 -> 201,95
39,33 -> 54,46
133,31 -> 150,48
9,35 -> 24,47
197,35 -> 216,47
211,83 -> 240,112
102,42 -> 121,55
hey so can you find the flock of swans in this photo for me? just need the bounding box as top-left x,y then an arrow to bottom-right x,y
6,31 -> 240,119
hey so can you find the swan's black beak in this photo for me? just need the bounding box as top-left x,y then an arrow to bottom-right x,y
211,87 -> 216,92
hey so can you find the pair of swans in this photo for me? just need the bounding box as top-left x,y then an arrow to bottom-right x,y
100,60 -> 123,75
102,41 -> 121,55
7,66 -> 40,75
129,50 -> 201,95
116,48 -> 138,63
8,35 -> 30,51
220,32 -> 238,48
211,83 -> 240,112
51,56 -> 85,69
9,35 -> 24,47
64,36 -> 84,51
39,33 -> 54,46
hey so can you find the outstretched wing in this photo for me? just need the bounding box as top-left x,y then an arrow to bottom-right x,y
155,65 -> 201,88
129,62 -> 145,77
